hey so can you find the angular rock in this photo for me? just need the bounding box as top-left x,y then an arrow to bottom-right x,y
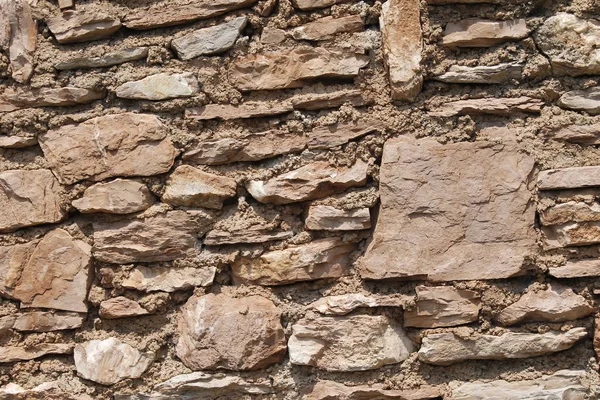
204,227 -> 293,245
443,18 -> 530,47
549,259 -> 600,278
232,238 -> 354,285
557,87 -> 600,115
99,297 -> 150,319
380,0 -> 423,101
176,293 -> 286,370
162,165 -> 237,209
115,73 -> 199,101
418,328 -> 587,365
1,87 -> 105,110
229,48 -> 369,91
540,201 -> 600,225
404,286 -> 481,328
185,101 -> 293,120
55,47 -> 149,70
291,15 -> 364,41
435,62 -> 523,84
542,221 -> 600,248
431,96 -> 543,117
360,136 -> 536,281
306,381 -> 442,400
122,265 -> 215,293
3,311 -> 85,332
0,169 -> 65,232
39,113 -> 176,185
294,0 -> 350,10
172,17 -> 247,60
92,211 -> 202,263
246,160 -> 368,205
124,0 -> 258,30
289,315 -> 413,371
46,10 -> 121,44
0,136 -> 37,148
308,293 -> 408,315
496,284 -> 593,326
0,343 -> 73,363
290,88 -> 372,110
74,338 -> 153,385
0,0 -> 36,83
547,124 -> 600,145
73,179 -> 154,214
538,166 -> 600,190
305,205 -> 371,230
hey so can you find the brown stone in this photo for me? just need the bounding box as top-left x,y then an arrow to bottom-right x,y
0,0 -> 36,83
308,293 -> 408,315
431,96 -> 543,117
171,17 -> 247,60
0,169 -> 66,232
538,166 -> 600,190
0,136 -> 37,148
306,381 -> 442,400
259,0 -> 278,16
55,47 -> 149,70
557,87 -> 600,115
39,113 -> 177,185
73,179 -> 155,214
1,87 -> 106,110
540,201 -> 600,226
547,124 -> 600,145
294,0 -> 350,10
162,165 -> 237,209
306,121 -> 382,149
121,265 -> 216,292
46,10 -> 121,44
542,221 -> 600,248
176,293 -> 286,370
305,205 -> 371,231
0,382 -> 87,400
229,48 -> 369,91
595,315 -> 600,362
549,259 -> 600,278
435,62 -> 523,84
232,238 -> 354,285
290,89 -> 372,110
115,73 -> 199,101
442,18 -> 530,47
5,311 -> 85,332
404,286 -> 481,328
99,297 -> 150,319
360,136 -> 535,281
0,343 -> 73,363
204,227 -> 293,245
185,101 -> 293,120
291,15 -> 364,41
260,27 -> 286,44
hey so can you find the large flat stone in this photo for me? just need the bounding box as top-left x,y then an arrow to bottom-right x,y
172,17 -> 247,60
404,286 -> 481,328
306,381 -> 442,400
557,87 -> 600,115
0,343 -> 73,363
99,297 -> 150,319
546,124 -> 600,145
0,0 -> 36,83
121,265 -> 215,292
115,73 -> 199,101
162,165 -> 237,209
443,18 -> 530,47
1,87 -> 105,110
73,179 -> 154,214
431,96 -> 543,116
549,259 -> 600,278
4,311 -> 85,332
538,166 -> 600,190
46,10 -> 121,44
435,63 -> 523,84
55,47 -> 149,70
291,15 -> 364,41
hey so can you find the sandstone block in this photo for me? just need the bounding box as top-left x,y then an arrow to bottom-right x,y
46,11 -> 121,44
547,124 -> 600,145
435,62 -> 523,84
557,87 -> 600,115
1,87 -> 105,110
431,96 -> 543,117
305,205 -> 371,230
73,179 -> 154,214
99,297 -> 150,319
540,201 -> 600,225
404,286 -> 481,328
55,47 -> 149,70
443,18 -> 530,47
542,221 -> 600,248
538,166 -> 600,190
185,101 -> 293,120
122,265 -> 215,292
116,73 -> 199,101
549,259 -> 600,278
0,0 -> 36,83
308,293 -> 408,315
172,17 -> 247,60
204,227 -> 293,245
291,15 -> 363,41
0,344 -> 73,363
162,165 -> 237,209
7,311 -> 85,332
290,89 -> 372,110
306,381 -> 442,400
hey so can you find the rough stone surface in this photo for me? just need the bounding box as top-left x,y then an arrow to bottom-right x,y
162,165 -> 237,209
305,205 -> 371,230
291,15 -> 364,41
542,221 -> 600,248
204,227 -> 293,245
0,344 -> 73,363
1,87 -> 105,110
538,166 -> 600,190
46,10 -> 121,44
547,124 -> 600,145
3,311 -> 85,332
557,87 -> 600,115
294,0 -> 350,10
431,96 -> 543,116
55,47 -> 149,70
115,73 -> 199,100
306,381 -> 442,400
0,136 -> 37,148
99,297 -> 150,319
404,286 -> 481,328
549,259 -> 600,278
72,179 -> 155,214
308,293 -> 408,315
442,18 -> 530,47
290,89 -> 372,110
0,0 -> 36,83
121,265 -> 216,292
185,101 -> 293,120
0,382 -> 86,400
540,201 -> 600,225
435,62 -> 523,83
172,17 -> 247,59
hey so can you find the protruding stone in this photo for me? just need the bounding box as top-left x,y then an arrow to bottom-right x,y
431,96 -> 543,117
294,0 -> 350,10
73,179 -> 154,214
115,73 -> 199,101
185,101 -> 293,120
99,297 -> 150,319
122,265 -> 216,292
305,205 -> 371,230
39,113 -> 176,185
1,311 -> 85,332
0,343 -> 73,363
308,293 -> 408,315
557,87 -> 600,115
204,227 -> 293,245
306,381 -> 442,400
496,284 -> 593,326
176,294 -> 286,371
540,201 -> 600,225
443,18 -> 530,47
162,165 -> 237,209
547,124 -> 600,145
172,17 -> 247,60
549,259 -> 600,278
229,48 -> 369,91
46,11 -> 121,44
542,222 -> 600,248
55,47 -> 149,70
246,160 -> 368,205
435,62 -> 523,84
0,136 -> 37,148
404,286 -> 481,328
0,169 -> 65,232
0,0 -> 36,83
291,15 -> 363,41
290,88 -> 372,110
418,328 -> 587,365
232,238 -> 354,285
289,315 -> 413,371
1,87 -> 105,110
538,166 -> 600,190
74,338 -> 153,385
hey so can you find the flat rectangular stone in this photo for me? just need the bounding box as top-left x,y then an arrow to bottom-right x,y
307,381 -> 442,400
46,10 -> 121,44
290,15 -> 364,41
1,87 -> 106,110
294,0 -> 350,10
540,201 -> 600,225
204,228 -> 293,245
543,221 -> 600,247
122,265 -> 215,292
546,124 -> 600,145
549,259 -> 600,278
185,101 -> 293,120
434,62 -> 523,84
55,47 -> 149,70
442,18 -> 530,47
7,311 -> 85,332
538,166 -> 600,190
0,343 -> 73,363
430,96 -> 543,117
290,89 -> 372,110
404,286 -> 480,328
305,205 -> 371,231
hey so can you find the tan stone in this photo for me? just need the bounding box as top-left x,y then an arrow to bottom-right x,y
122,265 -> 215,292
259,0 -> 278,16
73,179 -> 154,214
404,286 -> 480,328
595,315 -> 600,362
538,166 -> 600,190
305,205 -> 371,230
294,0 -> 350,10
291,15 -> 364,41
176,293 -> 286,370
306,121 -> 382,149
289,315 -> 413,371
99,297 -> 150,319
172,17 -> 247,59
0,136 -> 37,148
0,0 -> 36,83
39,113 -> 177,185
418,328 -> 587,365
162,165 -> 237,209
46,10 -> 121,44
430,96 -> 543,117
0,169 -> 65,232
435,62 -> 523,84
0,343 -> 73,363
55,47 -> 149,70
261,27 -> 286,44
185,101 -> 293,120
290,88 -> 372,110
246,160 -> 368,205
547,124 -> 600,145
232,238 -> 354,285
542,221 -> 600,248
308,293 -> 408,315
4,311 -> 85,332
540,201 -> 600,225
557,87 -> 600,115
74,338 -> 154,385
1,87 -> 105,110
496,284 -> 593,326
360,136 -> 535,281
0,382 -> 85,400
306,381 -> 442,400
116,73 -> 199,101
549,259 -> 600,278
443,18 -> 530,47
229,48 -> 369,91
204,227 -> 293,245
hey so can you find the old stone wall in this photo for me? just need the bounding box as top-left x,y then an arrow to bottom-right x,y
1,0 -> 600,398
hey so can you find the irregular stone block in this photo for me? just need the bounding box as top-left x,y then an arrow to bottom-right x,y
1,87 -> 105,110
540,201 -> 600,226
232,238 -> 354,285
0,343 -> 73,363
73,179 -> 154,214
434,62 -> 523,84
291,15 -> 363,41
99,297 -> 150,319
549,259 -> 600,278
122,265 -> 216,292
55,47 -> 149,70
185,101 -> 293,120
176,294 -> 286,370
172,17 -> 247,60
547,124 -> 600,145
542,221 -> 600,248
305,205 -> 371,231
418,328 -> 587,365
431,96 -> 543,117
557,87 -> 600,115
306,381 -> 442,400
360,136 -> 535,281
46,10 -> 121,44
162,165 -> 237,209
0,136 -> 37,148
308,293 -> 408,315
229,48 -> 369,91
289,315 -> 413,371
39,113 -> 177,185
116,73 -> 199,101
443,18 -> 530,47
204,227 -> 293,245
74,338 -> 153,385
290,88 -> 372,110
294,0 -> 350,10
0,0 -> 36,83
537,166 -> 600,190
5,311 -> 85,332
404,286 -> 480,328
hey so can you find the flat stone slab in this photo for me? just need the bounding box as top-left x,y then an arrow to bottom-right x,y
306,381 -> 442,400
122,265 -> 215,292
0,311 -> 85,332
1,87 -> 105,110
185,101 -> 293,121
0,343 -> 73,363
162,165 -> 237,209
538,166 -> 600,190
308,293 -> 408,316
72,179 -> 154,214
435,62 -> 523,84
404,286 -> 480,328
294,0 -> 350,10
99,297 -> 150,319
115,73 -> 199,100
540,201 -> 600,225
46,10 -> 121,44
305,205 -> 371,231
442,18 -> 530,47
172,17 -> 247,59
549,259 -> 600,278
546,124 -> 600,145
431,96 -> 543,116
557,87 -> 600,115
55,47 -> 148,70
291,15 -> 364,41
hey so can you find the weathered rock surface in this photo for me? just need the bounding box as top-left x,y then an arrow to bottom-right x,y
549,259 -> 600,278
538,166 -> 600,190
547,124 -> 600,145
115,73 -> 199,100
0,381 -> 86,400
431,96 -> 543,116
176,294 -> 286,370
305,205 -> 371,230
308,293 -> 408,315
204,227 -> 293,245
0,0 -> 36,83
246,161 -> 368,205
0,136 -> 37,148
46,11 -> 121,44
0,169 -> 65,232
418,328 -> 587,365
1,87 -> 105,110
305,122 -> 381,149
73,179 -> 154,214
162,165 -> 237,209
74,338 -> 153,385
55,47 -> 149,70
496,284 -> 593,326
122,265 -> 216,292
306,381 -> 442,400
0,344 -> 73,363
291,15 -> 363,41
443,18 -> 530,47
404,286 -> 481,328
294,0 -> 350,10
0,311 -> 85,332
39,113 -> 176,185
99,297 -> 150,319
380,0 -> 423,101
435,62 -> 523,83
232,238 -> 354,285
557,87 -> 600,115
172,17 -> 247,59
289,315 -> 413,371
540,201 -> 600,225
360,136 -> 536,281
185,101 -> 293,120
229,48 -> 369,91
290,89 -> 372,110
542,221 -> 600,247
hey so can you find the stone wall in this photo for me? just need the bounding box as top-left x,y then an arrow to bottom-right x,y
1,0 -> 600,398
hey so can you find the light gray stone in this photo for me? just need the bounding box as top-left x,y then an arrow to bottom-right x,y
404,286 -> 480,328
162,165 -> 237,209
290,15 -> 363,41
172,17 -> 247,60
558,87 -> 600,115
0,136 -> 37,148
308,293 -> 408,315
306,381 -> 442,400
435,63 -> 523,83
305,205 -> 371,230
116,73 -> 199,100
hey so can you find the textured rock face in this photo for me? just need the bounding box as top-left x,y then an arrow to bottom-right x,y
40,113 -> 176,185
549,259 -> 600,278
0,344 -> 73,363
74,338 -> 153,385
305,205 -> 371,230
1,87 -> 106,109
4,311 -> 85,332
547,124 -> 600,145
72,179 -> 154,214
294,0 -> 350,10
186,101 -> 293,120
308,293 -> 408,315
291,15 -> 364,41
0,0 -> 36,83
204,227 -> 293,245
115,73 -> 199,100
99,297 -> 149,319
435,63 -> 523,83
162,165 -> 237,209
291,89 -> 372,110
418,328 -> 587,365
176,294 -> 286,371
431,96 -> 543,116
404,286 -> 481,328
122,265 -> 215,292
443,18 -> 530,47
557,87 -> 600,115
360,137 -> 535,281
540,201 -> 600,225
306,381 -> 442,400
55,47 -> 149,70
542,221 -> 600,248
538,166 -> 600,190
0,169 -> 65,232
46,11 -> 121,44
172,17 -> 247,59
288,315 -> 413,371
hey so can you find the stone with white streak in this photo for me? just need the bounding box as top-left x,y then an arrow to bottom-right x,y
116,73 -> 199,100
162,165 -> 237,209
443,18 -> 530,47
435,63 -> 523,84
55,47 -> 149,70
46,10 -> 121,44
172,17 -> 247,60
122,265 -> 216,292
99,297 -> 150,319
538,166 -> 600,190
305,205 -> 371,230
0,0 -> 36,83
542,221 -> 600,248
0,381 -> 87,400
431,96 -> 543,117
306,381 -> 442,400
404,286 -> 481,328
0,343 -> 73,363
557,87 -> 600,115
291,15 -> 363,41
308,293 -> 408,315
73,179 -> 154,214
